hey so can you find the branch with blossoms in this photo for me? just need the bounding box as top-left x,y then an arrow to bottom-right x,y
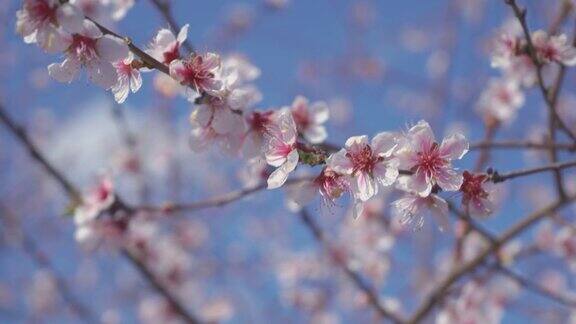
11,0 -> 576,322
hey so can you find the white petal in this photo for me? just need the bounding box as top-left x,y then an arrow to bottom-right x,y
327,149 -> 353,174
303,125 -> 327,144
87,60 -> 117,89
80,19 -> 103,38
440,133 -> 469,160
435,168 -> 463,192
96,35 -> 129,62
354,172 -> 377,202
48,58 -> 80,83
129,70 -> 142,93
267,166 -> 289,189
310,101 -> 329,124
177,24 -> 189,44
56,4 -> 84,34
371,131 -> 398,156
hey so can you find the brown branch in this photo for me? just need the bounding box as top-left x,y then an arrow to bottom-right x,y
298,209 -> 404,324
447,202 -> 576,309
504,0 -> 576,201
490,158 -> 576,183
408,195 -> 576,323
0,104 -> 200,324
470,140 -> 576,151
137,176 -> 314,213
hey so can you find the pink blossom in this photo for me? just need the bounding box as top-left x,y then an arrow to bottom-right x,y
327,133 -> 399,217
74,176 -> 116,246
286,168 -> 349,209
242,110 -> 276,158
48,19 -> 129,88
169,52 -> 223,99
460,171 -> 498,216
111,52 -> 142,103
476,78 -> 524,123
16,0 -> 83,53
264,109 -> 299,189
396,120 -> 468,197
217,55 -> 262,112
532,30 -> 576,66
147,24 -> 189,65
289,96 -> 330,144
391,191 -> 449,231
190,96 -> 246,137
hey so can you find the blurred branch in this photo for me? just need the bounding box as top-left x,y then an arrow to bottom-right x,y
447,202 -> 576,308
490,158 -> 576,183
504,0 -> 576,201
0,203 -> 97,323
137,176 -> 314,214
408,195 -> 576,323
0,104 -> 200,324
298,209 -> 404,324
470,140 -> 576,151
148,0 -> 195,54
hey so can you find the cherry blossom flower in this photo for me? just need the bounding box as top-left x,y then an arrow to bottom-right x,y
289,96 -> 330,144
190,95 -> 246,139
169,52 -> 223,99
48,19 -> 129,88
532,30 -> 576,66
391,191 -> 449,231
327,133 -> 399,217
476,78 -> 525,123
460,171 -> 498,216
16,0 -> 83,53
396,120 -> 468,197
147,24 -> 189,65
264,109 -> 299,189
286,167 -> 349,209
74,176 -> 117,246
242,110 -> 276,158
111,52 -> 142,103
217,55 -> 262,112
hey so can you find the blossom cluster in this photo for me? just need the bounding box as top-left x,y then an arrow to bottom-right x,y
477,21 -> 576,124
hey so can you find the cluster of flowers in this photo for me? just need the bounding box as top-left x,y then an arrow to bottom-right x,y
17,0 -> 503,236
476,20 -> 576,124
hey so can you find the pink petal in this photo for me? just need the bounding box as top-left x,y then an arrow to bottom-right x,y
439,133 -> 469,160
96,35 -> 129,62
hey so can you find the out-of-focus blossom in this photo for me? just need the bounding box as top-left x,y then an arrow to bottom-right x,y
532,30 -> 576,66
476,78 -> 525,124
391,191 -> 449,231
48,19 -> 129,88
437,279 -> 518,324
111,52 -> 142,103
104,0 -> 135,20
74,175 -> 117,246
286,167 -> 348,210
147,24 -> 189,65
328,133 -> 398,217
289,96 -> 330,144
264,0 -> 290,10
396,120 -> 468,197
265,109 -> 299,189
242,110 -> 276,158
460,171 -> 498,216
16,0 -> 83,53
170,52 -> 223,99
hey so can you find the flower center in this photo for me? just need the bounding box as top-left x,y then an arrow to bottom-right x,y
180,56 -> 215,90
69,34 -> 99,64
347,145 -> 381,175
460,172 -> 489,204
162,43 -> 180,64
248,111 -> 274,133
29,0 -> 57,26
415,142 -> 446,177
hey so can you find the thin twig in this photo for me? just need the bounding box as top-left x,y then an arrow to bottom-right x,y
137,176 -> 314,213
408,195 -> 576,323
298,209 -> 404,324
491,158 -> 576,183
